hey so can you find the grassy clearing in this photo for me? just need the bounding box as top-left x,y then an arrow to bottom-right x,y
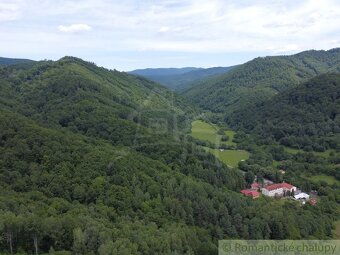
284,146 -> 304,154
333,220 -> 340,239
204,147 -> 250,168
191,120 -> 248,167
191,120 -> 236,146
305,174 -> 340,185
272,160 -> 280,167
191,120 -> 219,144
284,146 -> 336,158
314,150 -> 337,157
223,130 -> 236,146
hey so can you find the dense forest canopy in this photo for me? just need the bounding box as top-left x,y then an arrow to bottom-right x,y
0,55 -> 339,254
183,48 -> 340,114
227,73 -> 340,151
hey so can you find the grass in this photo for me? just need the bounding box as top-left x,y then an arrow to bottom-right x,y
333,220 -> 340,239
314,150 -> 337,157
223,130 -> 236,146
272,160 -> 280,167
191,120 -> 248,167
191,120 -> 219,144
191,120 -> 236,146
204,147 -> 250,168
305,174 -> 340,185
284,146 -> 336,158
284,146 -> 304,154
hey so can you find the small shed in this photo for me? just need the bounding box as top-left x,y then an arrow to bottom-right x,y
294,193 -> 310,200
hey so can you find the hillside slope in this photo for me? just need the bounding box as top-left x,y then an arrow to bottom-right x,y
0,57 -> 195,145
183,48 -> 340,114
228,73 -> 340,151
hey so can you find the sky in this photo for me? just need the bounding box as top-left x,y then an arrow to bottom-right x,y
1,0 -> 340,71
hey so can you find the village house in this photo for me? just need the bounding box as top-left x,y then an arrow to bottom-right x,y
261,182 -> 297,197
250,182 -> 261,190
240,189 -> 260,199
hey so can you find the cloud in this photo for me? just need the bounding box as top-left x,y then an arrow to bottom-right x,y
0,1 -> 21,21
159,26 -> 170,33
58,23 -> 92,33
1,0 -> 340,70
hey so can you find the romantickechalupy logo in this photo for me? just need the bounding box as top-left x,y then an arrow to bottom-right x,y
219,240 -> 340,255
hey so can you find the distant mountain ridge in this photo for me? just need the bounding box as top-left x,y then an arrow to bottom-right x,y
130,67 -> 201,76
0,56 -> 34,66
129,66 -> 236,90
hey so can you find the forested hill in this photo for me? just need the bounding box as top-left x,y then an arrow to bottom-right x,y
0,56 -> 34,66
0,56 -> 338,254
130,66 -> 235,91
227,73 -> 340,151
183,48 -> 340,114
0,56 -> 195,140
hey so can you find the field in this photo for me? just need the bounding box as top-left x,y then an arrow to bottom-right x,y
223,130 -> 236,146
204,148 -> 249,168
191,120 -> 219,144
284,146 -> 336,157
305,174 -> 340,185
284,146 -> 304,154
191,120 -> 236,146
191,120 -> 248,167
334,221 -> 340,239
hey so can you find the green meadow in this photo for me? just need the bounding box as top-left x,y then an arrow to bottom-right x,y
191,120 -> 236,146
204,148 -> 249,168
191,120 -> 248,167
305,174 -> 340,186
191,120 -> 219,144
284,146 -> 336,157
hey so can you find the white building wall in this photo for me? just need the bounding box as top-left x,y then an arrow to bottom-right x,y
262,187 -> 296,197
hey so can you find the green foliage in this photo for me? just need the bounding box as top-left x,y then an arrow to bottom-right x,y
228,73 -> 340,151
0,56 -> 338,254
245,171 -> 255,186
184,48 -> 340,114
130,66 -> 236,91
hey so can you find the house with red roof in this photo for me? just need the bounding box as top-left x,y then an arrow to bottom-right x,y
250,182 -> 261,190
261,182 -> 296,197
241,189 -> 260,199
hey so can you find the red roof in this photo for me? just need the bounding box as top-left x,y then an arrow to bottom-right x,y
264,182 -> 294,191
309,199 -> 317,205
251,182 -> 260,189
241,189 -> 260,198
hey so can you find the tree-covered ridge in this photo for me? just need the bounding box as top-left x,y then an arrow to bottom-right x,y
0,109 -> 337,254
130,66 -> 236,91
0,57 -> 34,66
0,57 -> 195,147
183,48 -> 340,114
227,73 -> 340,151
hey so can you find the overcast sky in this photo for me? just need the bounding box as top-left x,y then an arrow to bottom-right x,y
1,0 -> 340,71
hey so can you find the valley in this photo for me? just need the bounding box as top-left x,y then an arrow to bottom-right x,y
2,1 -> 340,254
0,51 -> 339,254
